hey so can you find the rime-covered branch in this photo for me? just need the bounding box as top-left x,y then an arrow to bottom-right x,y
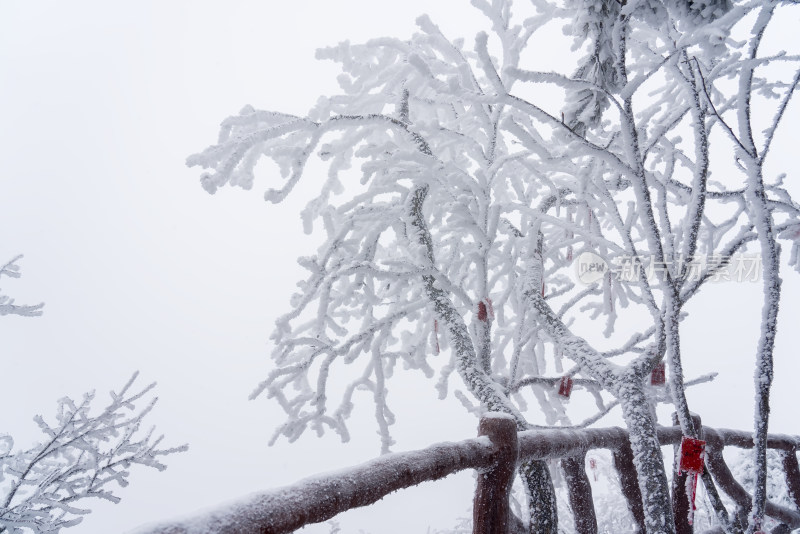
0,256 -> 43,318
0,373 -> 187,533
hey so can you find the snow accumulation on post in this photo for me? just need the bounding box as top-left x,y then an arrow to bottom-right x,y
187,0 -> 800,531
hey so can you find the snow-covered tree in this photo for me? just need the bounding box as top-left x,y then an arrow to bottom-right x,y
188,0 -> 799,532
0,374 -> 187,534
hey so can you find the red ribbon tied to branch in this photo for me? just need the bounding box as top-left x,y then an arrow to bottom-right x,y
557,376 -> 573,398
678,436 -> 706,526
651,362 -> 666,385
477,298 -> 494,322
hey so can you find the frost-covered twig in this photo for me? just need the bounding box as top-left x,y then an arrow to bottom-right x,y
0,256 -> 43,318
0,373 -> 187,533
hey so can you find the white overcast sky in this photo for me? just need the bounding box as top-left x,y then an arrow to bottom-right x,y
1,2 -> 798,533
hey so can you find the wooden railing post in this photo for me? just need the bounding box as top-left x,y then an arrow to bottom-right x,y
562,452 -> 598,534
612,440 -> 647,534
473,413 -> 518,534
782,447 -> 800,512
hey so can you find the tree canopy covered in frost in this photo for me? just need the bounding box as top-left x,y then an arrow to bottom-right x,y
189,0 -> 800,532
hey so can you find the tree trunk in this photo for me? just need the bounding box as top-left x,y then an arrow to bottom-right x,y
618,378 -> 677,534
614,440 -> 647,533
562,452 -> 598,534
519,459 -> 558,534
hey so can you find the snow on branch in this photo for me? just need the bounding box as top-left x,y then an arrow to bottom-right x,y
0,373 -> 187,533
0,256 -> 43,318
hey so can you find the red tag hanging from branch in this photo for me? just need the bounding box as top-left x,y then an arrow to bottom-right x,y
477,301 -> 488,322
485,298 -> 494,318
588,457 -> 598,481
651,362 -> 666,385
679,436 -> 705,473
477,299 -> 494,322
557,376 -> 573,398
679,436 -> 706,526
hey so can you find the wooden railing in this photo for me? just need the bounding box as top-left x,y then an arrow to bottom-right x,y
133,413 -> 800,534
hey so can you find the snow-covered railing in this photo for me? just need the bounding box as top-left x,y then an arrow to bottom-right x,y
132,413 -> 800,534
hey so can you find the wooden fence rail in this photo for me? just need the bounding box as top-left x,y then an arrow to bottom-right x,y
132,413 -> 800,534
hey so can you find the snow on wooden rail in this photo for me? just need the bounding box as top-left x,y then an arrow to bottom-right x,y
130,436 -> 496,534
132,413 -> 800,534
